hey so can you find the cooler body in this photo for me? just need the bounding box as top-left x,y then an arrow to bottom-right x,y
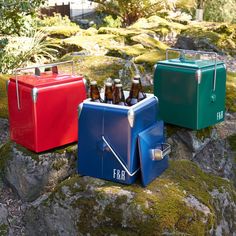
78,94 -> 160,184
8,68 -> 86,152
154,55 -> 226,130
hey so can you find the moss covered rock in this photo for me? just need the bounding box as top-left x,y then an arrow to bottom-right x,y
0,141 -> 77,202
61,54 -> 136,86
63,34 -> 124,55
226,72 -> 236,112
23,160 -> 236,236
0,75 -> 10,119
42,26 -> 81,38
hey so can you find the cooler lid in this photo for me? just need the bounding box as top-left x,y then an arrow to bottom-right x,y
157,59 -> 224,69
10,72 -> 83,88
138,122 -> 170,187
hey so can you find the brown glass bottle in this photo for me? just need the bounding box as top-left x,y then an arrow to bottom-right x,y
90,81 -> 103,103
104,82 -> 113,104
113,84 -> 126,106
126,80 -> 139,106
134,74 -> 146,101
112,78 -> 121,91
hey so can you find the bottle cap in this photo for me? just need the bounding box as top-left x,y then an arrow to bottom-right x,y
105,82 -> 112,87
115,83 -> 123,88
114,79 -> 121,83
134,74 -> 141,79
90,81 -> 97,85
132,79 -> 139,84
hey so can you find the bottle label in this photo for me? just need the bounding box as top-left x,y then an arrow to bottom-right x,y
113,169 -> 126,181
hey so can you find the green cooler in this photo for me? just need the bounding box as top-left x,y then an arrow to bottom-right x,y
154,48 -> 226,130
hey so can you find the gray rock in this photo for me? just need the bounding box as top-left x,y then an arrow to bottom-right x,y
210,188 -> 236,236
0,203 -> 8,235
1,142 -> 77,202
23,166 -> 236,236
176,129 -> 215,153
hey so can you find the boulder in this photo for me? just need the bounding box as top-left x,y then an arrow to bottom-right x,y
23,160 -> 236,236
0,142 -> 77,202
0,203 -> 8,236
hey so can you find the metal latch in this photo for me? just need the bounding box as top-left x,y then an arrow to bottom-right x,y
151,143 -> 171,161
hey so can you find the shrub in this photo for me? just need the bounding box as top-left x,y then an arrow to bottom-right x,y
103,15 -> 122,28
204,0 -> 236,23
0,30 -> 60,74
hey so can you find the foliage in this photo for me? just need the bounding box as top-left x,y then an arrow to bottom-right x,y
204,0 -> 236,23
92,0 -> 177,26
0,30 -> 60,74
0,75 -> 10,118
0,0 -> 44,35
103,15 -> 122,28
37,13 -> 76,27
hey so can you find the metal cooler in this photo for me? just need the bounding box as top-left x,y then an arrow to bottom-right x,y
77,93 -> 170,186
7,61 -> 87,152
154,48 -> 226,130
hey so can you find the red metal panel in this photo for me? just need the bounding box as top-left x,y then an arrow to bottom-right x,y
8,74 -> 86,152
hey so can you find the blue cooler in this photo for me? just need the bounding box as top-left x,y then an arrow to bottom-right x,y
77,93 -> 170,186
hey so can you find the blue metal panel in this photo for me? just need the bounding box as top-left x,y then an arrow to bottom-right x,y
138,122 -> 169,187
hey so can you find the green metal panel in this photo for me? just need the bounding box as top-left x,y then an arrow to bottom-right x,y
154,57 -> 226,130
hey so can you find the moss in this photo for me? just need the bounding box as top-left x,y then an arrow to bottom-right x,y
42,26 -> 81,38
61,54 -> 126,85
226,72 -> 236,112
195,126 -> 213,140
106,44 -> 147,58
52,159 -> 67,171
0,141 -> 12,174
15,143 -> 40,162
0,224 -> 8,236
63,34 -> 124,54
0,74 -> 10,118
131,34 -> 169,50
134,50 -> 165,65
166,124 -> 182,138
228,134 -> 236,152
43,159 -> 236,235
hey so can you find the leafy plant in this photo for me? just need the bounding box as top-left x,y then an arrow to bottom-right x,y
36,13 -> 77,27
0,0 -> 44,35
103,15 -> 122,28
0,30 -> 60,74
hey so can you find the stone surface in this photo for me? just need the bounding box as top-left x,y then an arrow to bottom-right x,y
0,119 -> 9,148
0,203 -> 8,236
23,161 -> 236,236
1,142 -> 77,202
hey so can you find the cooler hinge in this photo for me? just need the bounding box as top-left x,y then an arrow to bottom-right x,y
128,109 -> 135,128
195,69 -> 202,84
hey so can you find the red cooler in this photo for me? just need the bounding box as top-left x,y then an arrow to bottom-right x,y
7,61 -> 87,152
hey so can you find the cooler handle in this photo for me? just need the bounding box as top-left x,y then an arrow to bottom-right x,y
151,143 -> 171,161
14,60 -> 74,110
166,48 -> 217,91
101,136 -> 140,177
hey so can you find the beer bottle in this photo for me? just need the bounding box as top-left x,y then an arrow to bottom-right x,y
90,81 -> 103,102
112,78 -> 121,91
113,84 -> 126,106
134,74 -> 146,101
126,80 -> 139,106
104,82 -> 113,104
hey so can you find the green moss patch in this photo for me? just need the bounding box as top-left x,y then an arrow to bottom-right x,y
134,50 -> 166,65
63,34 -> 124,54
43,159 -> 235,235
0,224 -> 8,236
0,75 -> 10,118
0,141 -> 12,174
42,26 -> 81,38
228,134 -> 236,152
131,34 -> 169,50
226,72 -> 236,112
61,54 -> 126,85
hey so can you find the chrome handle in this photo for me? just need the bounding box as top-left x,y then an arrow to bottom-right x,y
14,61 -> 74,110
166,48 -> 217,91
